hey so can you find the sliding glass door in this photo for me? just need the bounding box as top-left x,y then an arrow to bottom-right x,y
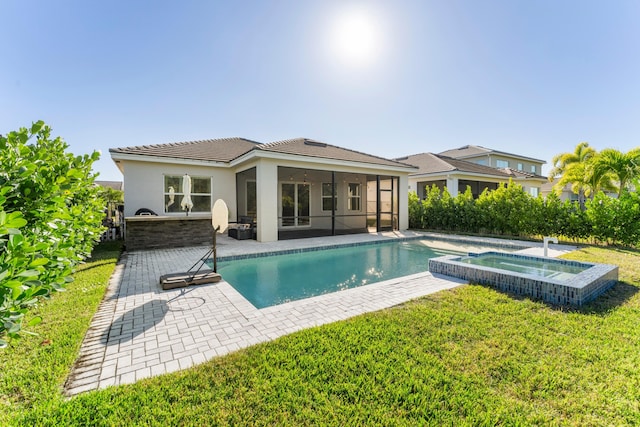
281,183 -> 310,227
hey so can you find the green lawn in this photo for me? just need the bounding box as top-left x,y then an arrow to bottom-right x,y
2,243 -> 640,426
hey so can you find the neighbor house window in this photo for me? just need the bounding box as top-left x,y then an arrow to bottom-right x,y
348,183 -> 361,211
322,183 -> 337,211
475,159 -> 487,166
517,162 -> 523,170
496,160 -> 509,168
531,165 -> 537,173
164,175 -> 211,213
530,187 -> 539,197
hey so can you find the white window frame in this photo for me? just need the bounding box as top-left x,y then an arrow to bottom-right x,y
321,182 -> 337,211
163,175 -> 212,214
531,165 -> 537,173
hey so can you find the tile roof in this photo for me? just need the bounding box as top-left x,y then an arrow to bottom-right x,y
438,145 -> 492,158
398,153 -> 511,177
398,153 -> 547,181
501,168 -> 547,180
110,137 -> 415,169
258,138 -> 414,168
109,137 -> 261,163
438,144 -> 546,163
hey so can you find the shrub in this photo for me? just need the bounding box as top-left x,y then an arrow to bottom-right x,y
408,181 -> 639,247
0,121 -> 104,347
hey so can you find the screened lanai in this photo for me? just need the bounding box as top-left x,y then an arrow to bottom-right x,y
236,166 -> 400,240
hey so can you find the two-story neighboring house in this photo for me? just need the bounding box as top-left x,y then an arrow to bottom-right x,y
438,145 -> 545,176
400,145 -> 547,199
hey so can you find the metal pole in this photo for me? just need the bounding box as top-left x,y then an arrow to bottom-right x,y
331,171 -> 336,236
213,226 -> 220,273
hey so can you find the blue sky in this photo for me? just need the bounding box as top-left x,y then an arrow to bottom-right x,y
2,0 -> 639,181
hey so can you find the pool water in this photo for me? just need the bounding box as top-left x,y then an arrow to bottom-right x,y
458,253 -> 588,281
216,241 -> 461,308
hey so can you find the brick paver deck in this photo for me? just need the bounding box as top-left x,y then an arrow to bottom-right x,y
63,232 -> 573,395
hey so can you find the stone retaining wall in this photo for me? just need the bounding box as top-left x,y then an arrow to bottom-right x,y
125,217 -> 214,251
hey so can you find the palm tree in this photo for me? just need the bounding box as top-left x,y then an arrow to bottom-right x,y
548,142 -> 596,207
593,148 -> 640,196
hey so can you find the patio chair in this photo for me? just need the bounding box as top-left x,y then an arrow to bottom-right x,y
229,216 -> 256,240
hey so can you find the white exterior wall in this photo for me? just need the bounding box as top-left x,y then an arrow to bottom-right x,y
118,154 -> 413,243
121,160 -> 237,219
466,154 -> 544,174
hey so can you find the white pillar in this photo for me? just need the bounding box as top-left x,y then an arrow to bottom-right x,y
399,175 -> 409,230
446,176 -> 458,197
256,161 -> 278,242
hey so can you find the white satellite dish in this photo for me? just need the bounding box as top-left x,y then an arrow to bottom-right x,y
211,199 -> 229,233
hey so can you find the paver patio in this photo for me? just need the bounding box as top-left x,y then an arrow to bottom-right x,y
63,231 -> 574,396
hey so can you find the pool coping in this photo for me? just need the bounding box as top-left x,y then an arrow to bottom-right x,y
216,233 -> 532,262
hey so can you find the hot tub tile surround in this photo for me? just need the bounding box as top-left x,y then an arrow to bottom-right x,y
429,251 -> 618,306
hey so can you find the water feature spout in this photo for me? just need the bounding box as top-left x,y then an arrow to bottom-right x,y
543,236 -> 558,257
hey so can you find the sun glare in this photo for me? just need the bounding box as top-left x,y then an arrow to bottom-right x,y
326,5 -> 384,69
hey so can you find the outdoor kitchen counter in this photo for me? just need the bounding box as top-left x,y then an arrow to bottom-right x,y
125,216 -> 214,250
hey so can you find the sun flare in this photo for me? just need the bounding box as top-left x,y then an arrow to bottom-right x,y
326,6 -> 384,68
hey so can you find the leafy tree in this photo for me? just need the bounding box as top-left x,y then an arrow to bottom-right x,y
548,142 -> 597,209
97,186 -> 124,204
592,148 -> 640,197
0,121 -> 104,347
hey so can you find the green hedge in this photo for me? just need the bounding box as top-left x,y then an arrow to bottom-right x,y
0,122 -> 104,347
409,182 -> 640,247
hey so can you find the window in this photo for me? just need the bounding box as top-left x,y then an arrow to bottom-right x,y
530,187 -> 539,197
164,175 -> 211,213
475,159 -> 487,166
348,183 -> 361,211
517,162 -> 523,170
322,183 -> 337,211
496,160 -> 509,168
531,165 -> 537,173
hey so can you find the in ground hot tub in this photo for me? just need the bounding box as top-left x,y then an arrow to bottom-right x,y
429,251 -> 618,306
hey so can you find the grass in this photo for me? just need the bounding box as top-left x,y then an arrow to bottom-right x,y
0,241 -> 122,426
2,243 -> 640,425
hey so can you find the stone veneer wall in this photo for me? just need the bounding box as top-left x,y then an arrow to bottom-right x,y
125,218 -> 214,251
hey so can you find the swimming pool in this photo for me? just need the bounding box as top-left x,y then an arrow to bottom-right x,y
216,241 -> 462,309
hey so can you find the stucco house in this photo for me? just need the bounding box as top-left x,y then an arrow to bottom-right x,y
110,137 -> 417,248
399,149 -> 547,199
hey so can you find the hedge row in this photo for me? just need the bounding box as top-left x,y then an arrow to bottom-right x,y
409,182 -> 640,247
0,122 -> 105,346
